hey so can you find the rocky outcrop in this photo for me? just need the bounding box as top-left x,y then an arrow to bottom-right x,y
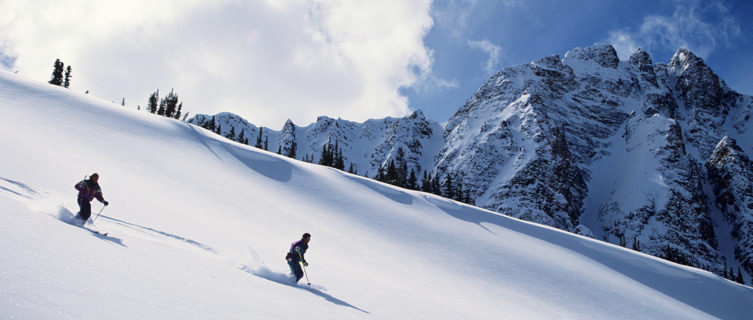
707,137 -> 753,274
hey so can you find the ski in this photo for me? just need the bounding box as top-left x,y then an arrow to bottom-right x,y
83,225 -> 109,236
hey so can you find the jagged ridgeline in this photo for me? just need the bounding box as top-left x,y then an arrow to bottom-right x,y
189,44 -> 753,278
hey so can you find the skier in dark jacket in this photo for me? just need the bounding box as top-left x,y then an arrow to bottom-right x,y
286,233 -> 311,283
74,173 -> 109,224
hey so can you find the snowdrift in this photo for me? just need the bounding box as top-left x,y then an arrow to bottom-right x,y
1,70 -> 751,319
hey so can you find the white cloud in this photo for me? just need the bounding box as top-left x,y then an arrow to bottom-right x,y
411,73 -> 460,95
0,0 -> 434,128
608,0 -> 741,60
431,0 -> 478,38
431,0 -> 521,38
467,39 -> 502,75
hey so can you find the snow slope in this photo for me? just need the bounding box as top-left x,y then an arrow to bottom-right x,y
1,70 -> 752,319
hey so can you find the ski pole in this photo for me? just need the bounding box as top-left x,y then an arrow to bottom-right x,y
298,251 -> 311,285
91,205 -> 106,224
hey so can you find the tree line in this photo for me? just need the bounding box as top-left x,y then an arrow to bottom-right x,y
47,58 -> 192,121
147,89 -> 189,121
191,119 -> 476,206
48,59 -> 72,88
374,147 -> 473,204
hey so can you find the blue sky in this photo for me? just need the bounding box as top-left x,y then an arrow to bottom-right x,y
0,0 -> 749,128
406,0 -> 752,122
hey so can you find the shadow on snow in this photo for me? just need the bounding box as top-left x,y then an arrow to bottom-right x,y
240,264 -> 369,314
57,206 -> 126,247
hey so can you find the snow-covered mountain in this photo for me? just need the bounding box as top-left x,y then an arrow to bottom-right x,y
191,44 -> 752,278
189,111 -> 443,177
3,65 -> 753,320
442,44 -> 752,277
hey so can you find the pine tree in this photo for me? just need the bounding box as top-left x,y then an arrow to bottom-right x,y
319,143 -> 330,166
162,89 -> 179,118
157,97 -> 166,116
226,126 -> 236,140
174,102 -> 183,119
148,90 -> 159,114
238,129 -> 246,145
333,141 -> 345,170
443,175 -> 454,199
256,127 -> 263,149
264,137 -> 269,151
49,59 -> 65,86
736,267 -> 744,284
63,65 -> 72,88
394,148 -> 407,187
288,140 -> 297,159
421,170 -> 431,192
407,169 -> 417,190
121,98 -> 125,106
386,160 -> 398,185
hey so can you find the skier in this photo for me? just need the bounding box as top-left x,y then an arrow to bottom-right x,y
286,233 -> 311,283
74,173 -> 109,224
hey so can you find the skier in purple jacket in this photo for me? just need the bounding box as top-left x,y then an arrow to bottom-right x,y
74,173 -> 109,223
286,233 -> 311,283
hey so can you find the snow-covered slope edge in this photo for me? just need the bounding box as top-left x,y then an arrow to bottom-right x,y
1,70 -> 752,319
189,110 -> 443,178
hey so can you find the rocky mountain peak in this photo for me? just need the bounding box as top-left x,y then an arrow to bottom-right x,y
563,43 -> 620,69
668,48 -> 705,72
629,48 -> 653,65
282,119 -> 296,132
628,48 -> 655,73
534,54 -> 563,69
667,47 -> 728,124
408,110 -> 426,120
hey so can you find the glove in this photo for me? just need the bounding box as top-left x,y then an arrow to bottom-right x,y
103,201 -> 109,206
302,261 -> 309,267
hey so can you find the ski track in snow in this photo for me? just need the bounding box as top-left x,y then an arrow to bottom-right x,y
99,215 -> 218,254
0,176 -> 37,200
238,264 -> 368,314
0,176 -> 215,253
241,246 -> 368,314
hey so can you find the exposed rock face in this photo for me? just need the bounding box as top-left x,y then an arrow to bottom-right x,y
190,44 -> 753,276
279,119 -> 297,158
707,137 -> 753,274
